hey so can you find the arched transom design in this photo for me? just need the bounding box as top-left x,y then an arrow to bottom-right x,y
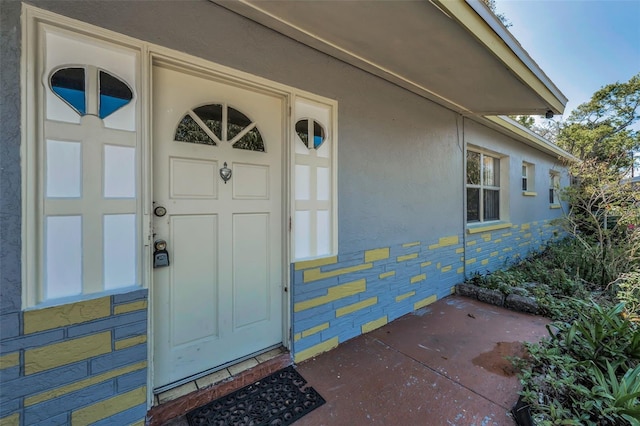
174,103 -> 265,152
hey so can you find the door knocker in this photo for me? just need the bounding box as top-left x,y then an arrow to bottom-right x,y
219,162 -> 232,184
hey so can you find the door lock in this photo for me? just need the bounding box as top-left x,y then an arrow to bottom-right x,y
153,239 -> 170,268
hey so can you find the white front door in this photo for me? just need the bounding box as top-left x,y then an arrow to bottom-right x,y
152,63 -> 284,389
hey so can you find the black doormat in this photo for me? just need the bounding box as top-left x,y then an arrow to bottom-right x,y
186,366 -> 325,426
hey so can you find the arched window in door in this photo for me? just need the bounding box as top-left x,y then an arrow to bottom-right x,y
174,103 -> 265,152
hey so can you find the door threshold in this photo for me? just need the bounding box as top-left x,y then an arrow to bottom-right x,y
146,347 -> 292,426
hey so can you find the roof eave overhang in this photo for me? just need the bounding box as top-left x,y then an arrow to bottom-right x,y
212,0 -> 567,116
438,0 -> 567,114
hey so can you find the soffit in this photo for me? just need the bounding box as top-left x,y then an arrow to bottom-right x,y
213,0 -> 567,116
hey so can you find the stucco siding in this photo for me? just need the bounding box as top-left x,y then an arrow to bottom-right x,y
25,0 -> 464,255
0,2 -> 571,422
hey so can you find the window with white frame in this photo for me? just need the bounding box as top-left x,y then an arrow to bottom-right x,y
549,171 -> 560,205
466,150 -> 502,223
522,162 -> 535,193
24,21 -> 142,306
292,95 -> 337,260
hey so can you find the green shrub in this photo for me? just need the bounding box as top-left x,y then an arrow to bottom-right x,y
519,300 -> 640,425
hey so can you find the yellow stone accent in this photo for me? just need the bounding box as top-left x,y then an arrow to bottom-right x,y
523,233 -> 532,238
466,240 -> 476,246
402,241 -> 420,248
114,300 -> 147,315
0,353 -> 19,369
523,191 -> 537,197
441,265 -> 452,272
302,322 -> 330,338
379,271 -> 395,279
303,263 -> 372,283
455,248 -> 464,254
493,238 -> 502,243
0,413 -> 19,425
436,262 -> 441,269
465,258 -> 476,265
336,297 -> 378,317
502,232 -> 512,237
294,337 -> 339,363
490,251 -> 499,257
294,279 -> 366,312
467,223 -> 513,234
460,256 -> 464,262
503,247 -> 513,252
410,273 -> 426,284
365,248 -> 390,263
24,296 -> 110,334
439,235 -> 459,247
25,361 -> 147,406
294,256 -> 338,271
25,331 -> 111,375
550,204 -> 561,209
481,259 -> 489,265
450,286 -> 457,294
397,253 -> 418,262
521,223 -> 531,230
421,261 -> 432,267
476,248 -> 482,253
456,267 -> 464,274
414,295 -> 437,310
362,316 -> 388,333
395,291 -> 415,302
71,386 -> 146,425
519,242 -> 531,247
428,235 -> 460,250
294,333 -> 301,342
114,335 -> 147,351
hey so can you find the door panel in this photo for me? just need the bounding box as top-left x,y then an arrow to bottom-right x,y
233,213 -> 271,328
170,214 -> 218,346
152,64 -> 283,389
170,157 -> 218,199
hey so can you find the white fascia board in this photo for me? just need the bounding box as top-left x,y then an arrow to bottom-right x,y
483,115 -> 578,162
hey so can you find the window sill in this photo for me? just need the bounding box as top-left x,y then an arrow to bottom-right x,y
549,204 -> 561,209
466,222 -> 513,234
522,191 -> 537,197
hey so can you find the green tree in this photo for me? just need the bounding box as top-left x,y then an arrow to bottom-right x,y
509,115 -> 535,128
559,159 -> 639,287
480,0 -> 512,28
557,73 -> 640,173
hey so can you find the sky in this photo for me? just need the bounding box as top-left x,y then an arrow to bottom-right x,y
495,0 -> 640,119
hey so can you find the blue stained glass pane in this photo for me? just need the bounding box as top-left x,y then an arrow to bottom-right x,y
99,71 -> 132,119
52,87 -> 86,115
312,120 -> 325,149
50,67 -> 86,116
99,95 -> 129,119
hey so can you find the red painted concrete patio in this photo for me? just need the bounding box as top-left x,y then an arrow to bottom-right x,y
163,296 -> 549,425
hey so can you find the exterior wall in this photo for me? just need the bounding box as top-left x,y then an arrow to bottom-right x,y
23,0 -> 465,255
292,234 -> 464,362
463,119 -> 568,275
465,220 -> 563,275
0,290 -> 148,425
0,1 -> 571,422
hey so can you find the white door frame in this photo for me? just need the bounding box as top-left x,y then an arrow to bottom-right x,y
145,50 -> 293,400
